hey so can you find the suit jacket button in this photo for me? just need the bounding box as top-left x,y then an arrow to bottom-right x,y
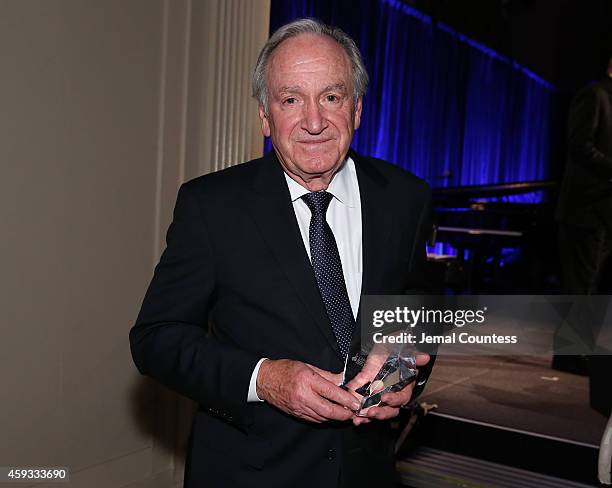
327,449 -> 336,461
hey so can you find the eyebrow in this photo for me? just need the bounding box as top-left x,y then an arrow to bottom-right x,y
277,85 -> 303,94
322,83 -> 348,93
277,83 -> 348,95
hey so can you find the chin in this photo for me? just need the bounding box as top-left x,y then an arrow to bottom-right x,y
298,157 -> 338,175
296,150 -> 342,171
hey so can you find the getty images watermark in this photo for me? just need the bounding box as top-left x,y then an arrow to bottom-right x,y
360,295 -> 612,356
370,304 -> 519,345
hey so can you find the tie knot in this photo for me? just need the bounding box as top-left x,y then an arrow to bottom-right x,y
301,191 -> 333,216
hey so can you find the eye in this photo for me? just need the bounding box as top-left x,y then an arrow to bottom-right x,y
283,97 -> 298,105
325,94 -> 340,103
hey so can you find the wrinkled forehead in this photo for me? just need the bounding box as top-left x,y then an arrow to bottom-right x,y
266,33 -> 353,90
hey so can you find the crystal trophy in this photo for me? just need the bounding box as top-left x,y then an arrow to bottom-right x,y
342,336 -> 417,415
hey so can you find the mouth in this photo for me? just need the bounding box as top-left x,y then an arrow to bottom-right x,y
297,139 -> 333,145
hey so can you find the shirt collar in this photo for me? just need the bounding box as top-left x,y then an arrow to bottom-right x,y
283,156 -> 357,208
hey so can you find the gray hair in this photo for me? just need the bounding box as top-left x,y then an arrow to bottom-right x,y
252,18 -> 369,113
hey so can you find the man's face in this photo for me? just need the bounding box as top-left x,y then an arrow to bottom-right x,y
259,33 -> 362,191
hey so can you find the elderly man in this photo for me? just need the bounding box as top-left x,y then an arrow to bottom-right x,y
130,19 -> 432,488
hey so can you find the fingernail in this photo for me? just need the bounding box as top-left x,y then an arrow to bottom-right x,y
352,402 -> 361,410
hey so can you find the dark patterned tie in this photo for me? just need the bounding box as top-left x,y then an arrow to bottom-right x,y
302,191 -> 355,358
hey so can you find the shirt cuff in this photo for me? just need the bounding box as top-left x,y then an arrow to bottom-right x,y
247,357 -> 268,402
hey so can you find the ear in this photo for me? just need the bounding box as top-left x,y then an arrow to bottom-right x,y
353,97 -> 363,130
258,105 -> 271,137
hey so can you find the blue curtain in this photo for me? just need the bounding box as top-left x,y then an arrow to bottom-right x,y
266,0 -> 555,201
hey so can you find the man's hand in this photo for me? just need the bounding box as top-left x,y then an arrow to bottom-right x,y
344,342 -> 394,393
256,359 -> 361,423
349,352 -> 430,426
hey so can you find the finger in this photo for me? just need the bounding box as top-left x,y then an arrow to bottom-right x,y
361,352 -> 388,376
415,352 -> 430,366
345,352 -> 389,390
282,398 -> 328,423
308,394 -> 356,421
347,388 -> 363,402
300,401 -> 333,422
362,405 -> 400,420
344,364 -> 386,391
297,408 -> 326,423
352,416 -> 371,426
288,386 -> 337,423
306,379 -> 359,420
345,371 -> 370,391
313,377 -> 362,412
295,413 -> 323,423
381,385 -> 413,407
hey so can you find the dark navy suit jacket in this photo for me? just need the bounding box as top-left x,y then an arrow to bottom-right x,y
130,150 -> 433,488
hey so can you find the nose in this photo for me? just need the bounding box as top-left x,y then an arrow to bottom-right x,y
301,100 -> 328,134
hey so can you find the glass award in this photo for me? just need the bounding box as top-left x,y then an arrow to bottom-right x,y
342,335 -> 418,415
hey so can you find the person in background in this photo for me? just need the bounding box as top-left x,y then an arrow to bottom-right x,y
555,56 -> 612,417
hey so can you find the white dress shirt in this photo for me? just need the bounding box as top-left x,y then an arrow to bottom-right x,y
247,156 -> 363,401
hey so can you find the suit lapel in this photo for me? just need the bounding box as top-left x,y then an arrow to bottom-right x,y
353,151 -> 393,297
247,152 -> 342,356
351,151 -> 394,333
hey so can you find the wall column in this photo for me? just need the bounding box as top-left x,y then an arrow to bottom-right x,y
152,1 -> 270,486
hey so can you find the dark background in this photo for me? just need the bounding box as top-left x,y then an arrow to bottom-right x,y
411,0 -> 612,180
409,0 -> 612,92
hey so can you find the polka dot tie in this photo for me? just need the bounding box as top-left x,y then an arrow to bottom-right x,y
302,191 -> 355,358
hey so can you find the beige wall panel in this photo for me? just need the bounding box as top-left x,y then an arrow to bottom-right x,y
0,0 -> 270,486
0,0 -> 164,485
187,0 -> 269,178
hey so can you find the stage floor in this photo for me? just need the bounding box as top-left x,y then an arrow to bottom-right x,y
418,355 -> 608,446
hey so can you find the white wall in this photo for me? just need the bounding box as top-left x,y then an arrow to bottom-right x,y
0,1 -> 269,487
